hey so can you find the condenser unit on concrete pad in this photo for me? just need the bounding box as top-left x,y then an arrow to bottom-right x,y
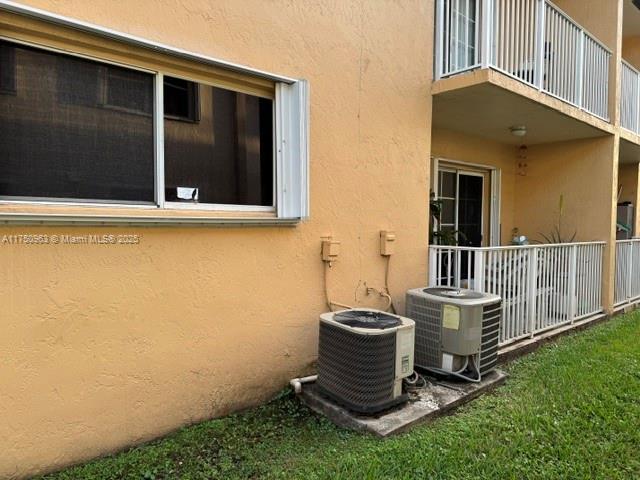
405,287 -> 501,382
317,308 -> 415,414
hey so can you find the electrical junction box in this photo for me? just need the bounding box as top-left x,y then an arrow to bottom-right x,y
380,230 -> 396,256
321,238 -> 341,262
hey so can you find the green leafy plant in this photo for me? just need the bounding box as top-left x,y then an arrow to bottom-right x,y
539,194 -> 577,244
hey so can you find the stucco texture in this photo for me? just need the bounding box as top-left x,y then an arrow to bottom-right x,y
0,1 -> 433,478
515,136 -> 619,308
431,128 -> 518,245
622,36 -> 640,69
431,129 -> 618,309
514,137 -> 617,244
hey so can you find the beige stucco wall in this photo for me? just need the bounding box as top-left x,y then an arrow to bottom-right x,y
432,127 -> 622,312
431,130 -> 618,249
0,1 -> 433,478
431,128 -> 518,245
514,136 -> 619,309
622,36 -> 640,70
514,137 -> 617,242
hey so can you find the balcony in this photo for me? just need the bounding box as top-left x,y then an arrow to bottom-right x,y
620,61 -> 640,134
429,242 -> 605,347
433,0 -> 612,144
621,0 -> 640,139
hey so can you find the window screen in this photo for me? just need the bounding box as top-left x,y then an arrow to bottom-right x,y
164,77 -> 274,206
0,40 -> 155,202
0,42 -> 16,94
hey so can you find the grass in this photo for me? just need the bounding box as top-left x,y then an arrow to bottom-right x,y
41,312 -> 640,480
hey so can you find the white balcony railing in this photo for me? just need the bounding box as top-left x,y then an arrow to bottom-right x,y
429,242 -> 605,347
435,0 -> 611,120
621,61 -> 640,134
614,239 -> 640,306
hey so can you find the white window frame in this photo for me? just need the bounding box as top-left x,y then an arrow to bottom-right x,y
0,1 -> 310,224
157,72 -> 278,214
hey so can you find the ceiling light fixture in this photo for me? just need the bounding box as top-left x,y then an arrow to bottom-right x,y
510,125 -> 527,137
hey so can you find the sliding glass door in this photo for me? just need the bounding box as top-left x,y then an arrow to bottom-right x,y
437,169 -> 484,247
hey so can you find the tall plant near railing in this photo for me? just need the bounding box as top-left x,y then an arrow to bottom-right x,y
539,194 -> 577,244
536,194 -> 580,320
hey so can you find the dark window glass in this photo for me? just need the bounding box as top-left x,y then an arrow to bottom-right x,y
440,198 -> 455,224
164,76 -> 199,121
457,174 -> 483,247
439,170 -> 456,198
164,80 -> 273,206
0,40 -> 155,202
0,43 -> 16,94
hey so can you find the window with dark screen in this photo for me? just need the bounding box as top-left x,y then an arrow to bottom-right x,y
56,55 -> 100,107
164,79 -> 274,207
105,68 -> 154,115
0,40 -> 155,202
0,42 -> 16,94
0,37 -> 308,217
164,76 -> 199,121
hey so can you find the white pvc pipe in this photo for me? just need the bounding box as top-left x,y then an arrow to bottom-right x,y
289,375 -> 317,394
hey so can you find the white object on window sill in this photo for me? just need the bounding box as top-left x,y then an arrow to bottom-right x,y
176,187 -> 198,202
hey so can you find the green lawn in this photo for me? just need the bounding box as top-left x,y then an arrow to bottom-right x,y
42,312 -> 640,480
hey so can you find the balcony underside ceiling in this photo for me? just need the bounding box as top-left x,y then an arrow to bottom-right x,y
432,79 -> 611,146
620,138 -> 640,165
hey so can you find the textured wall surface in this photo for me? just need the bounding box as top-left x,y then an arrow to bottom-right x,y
0,1 -> 433,478
515,137 -> 618,244
622,35 -> 640,69
515,136 -> 619,310
431,128 -> 518,245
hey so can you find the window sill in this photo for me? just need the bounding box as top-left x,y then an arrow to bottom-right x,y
0,204 -> 300,226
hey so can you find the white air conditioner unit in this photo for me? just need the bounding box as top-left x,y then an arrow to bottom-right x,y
405,287 -> 501,382
317,308 -> 415,413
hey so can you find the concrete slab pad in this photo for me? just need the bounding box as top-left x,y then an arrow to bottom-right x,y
299,369 -> 508,437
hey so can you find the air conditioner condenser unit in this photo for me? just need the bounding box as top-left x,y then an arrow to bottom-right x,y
405,287 -> 501,382
317,308 -> 415,414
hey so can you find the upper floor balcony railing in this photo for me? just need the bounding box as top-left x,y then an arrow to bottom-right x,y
621,60 -> 640,134
435,0 -> 611,121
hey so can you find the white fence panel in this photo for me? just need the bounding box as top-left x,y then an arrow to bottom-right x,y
429,242 -> 605,347
615,239 -> 640,306
621,61 -> 640,134
543,3 -> 581,106
491,0 -> 539,85
581,34 -> 610,120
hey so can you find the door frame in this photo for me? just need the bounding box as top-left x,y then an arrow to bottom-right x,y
432,157 -> 502,247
